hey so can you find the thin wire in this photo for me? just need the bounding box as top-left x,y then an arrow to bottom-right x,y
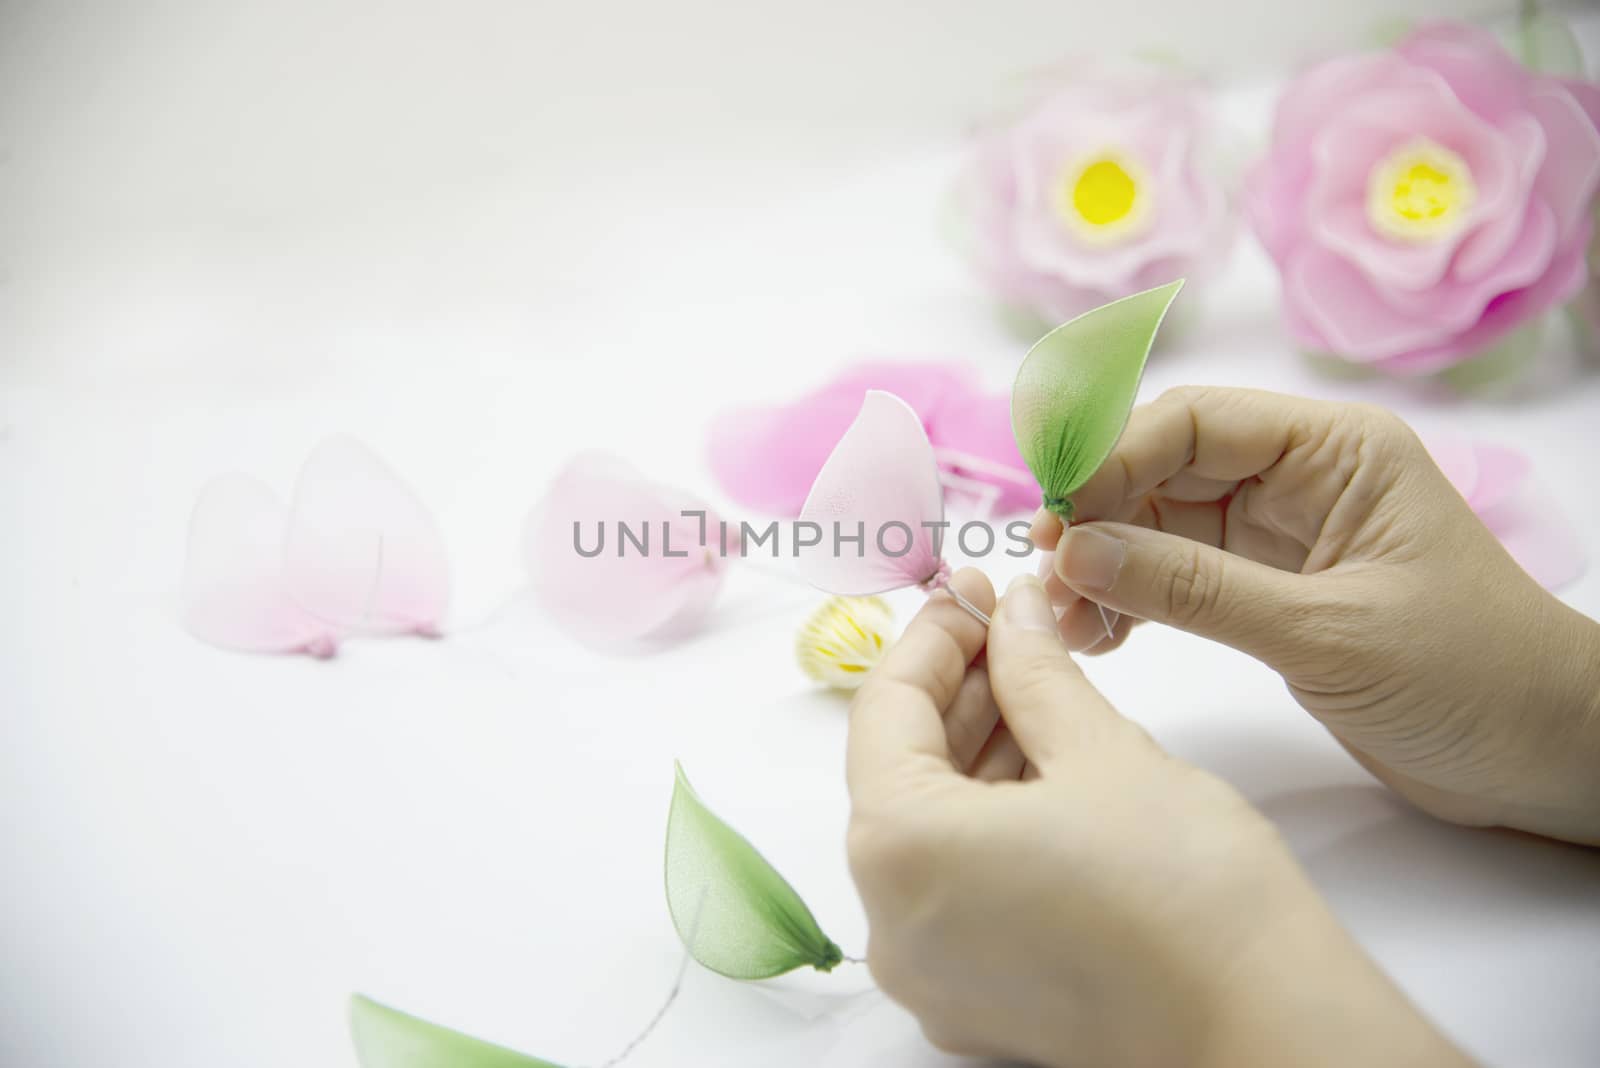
591,885 -> 709,1068
946,586 -> 991,627
931,447 -> 1036,487
1096,604 -> 1119,642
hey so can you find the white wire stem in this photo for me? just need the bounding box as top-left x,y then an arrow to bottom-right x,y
592,885 -> 709,1068
931,447 -> 1036,488
935,470 -> 1001,520
943,585 -> 991,627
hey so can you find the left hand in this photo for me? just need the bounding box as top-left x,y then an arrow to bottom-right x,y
845,567 -> 1470,1067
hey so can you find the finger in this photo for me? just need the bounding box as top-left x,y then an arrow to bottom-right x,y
1058,597 -> 1121,651
943,665 -> 1000,772
1067,387 -> 1323,522
847,569 -> 996,805
1028,507 -> 1063,550
1038,547 -> 1082,609
1052,521 -> 1317,666
1082,612 -> 1137,656
969,722 -> 1028,781
984,573 -> 1131,772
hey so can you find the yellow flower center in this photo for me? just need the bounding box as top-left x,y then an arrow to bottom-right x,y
1058,152 -> 1151,245
1367,139 -> 1475,242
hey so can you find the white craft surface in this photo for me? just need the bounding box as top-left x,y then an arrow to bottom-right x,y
4,3 -> 1600,1066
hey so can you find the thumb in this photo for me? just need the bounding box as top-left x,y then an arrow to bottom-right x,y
984,574 -> 1136,773
1052,521 -> 1314,666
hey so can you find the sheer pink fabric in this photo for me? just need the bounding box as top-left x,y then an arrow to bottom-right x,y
797,391 -> 950,597
525,452 -> 728,647
182,437 -> 449,656
1429,435 -> 1585,590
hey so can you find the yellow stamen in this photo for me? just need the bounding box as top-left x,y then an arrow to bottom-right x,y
1367,139 -> 1475,242
1057,151 -> 1151,245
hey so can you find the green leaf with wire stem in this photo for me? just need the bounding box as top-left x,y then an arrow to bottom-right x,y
665,762 -> 843,980
1011,280 -> 1184,520
349,995 -> 565,1068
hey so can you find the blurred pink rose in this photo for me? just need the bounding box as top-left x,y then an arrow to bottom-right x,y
951,65 -> 1232,325
1248,24 -> 1600,375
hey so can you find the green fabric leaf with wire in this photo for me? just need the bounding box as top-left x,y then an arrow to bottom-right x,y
1011,279 -> 1184,521
665,762 -> 844,979
349,995 -> 565,1068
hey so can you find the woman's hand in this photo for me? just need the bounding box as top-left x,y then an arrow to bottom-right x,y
1032,387 -> 1600,845
846,569 -> 1468,1068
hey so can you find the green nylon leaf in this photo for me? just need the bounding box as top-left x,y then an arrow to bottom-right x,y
1011,279 -> 1184,519
665,762 -> 843,980
349,994 -> 565,1068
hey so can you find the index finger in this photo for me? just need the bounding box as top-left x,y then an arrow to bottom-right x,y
846,568 -> 995,807
1068,386 -> 1323,522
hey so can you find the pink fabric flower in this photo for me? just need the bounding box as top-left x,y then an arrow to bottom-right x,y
525,452 -> 729,647
1247,24 -> 1600,375
1428,436 -> 1586,590
951,64 -> 1233,325
707,361 -> 1034,517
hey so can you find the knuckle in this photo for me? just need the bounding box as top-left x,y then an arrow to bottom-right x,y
846,813 -> 936,893
1156,543 -> 1218,625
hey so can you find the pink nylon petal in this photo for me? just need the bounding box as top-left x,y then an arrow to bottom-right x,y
1460,442 -> 1531,514
707,362 -> 976,517
181,474 -> 338,657
1428,436 -> 1583,590
283,437 -> 450,636
1481,484 -> 1588,591
798,391 -> 948,597
526,452 -> 727,647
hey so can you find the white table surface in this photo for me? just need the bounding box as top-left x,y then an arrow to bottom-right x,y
5,4 -> 1600,1066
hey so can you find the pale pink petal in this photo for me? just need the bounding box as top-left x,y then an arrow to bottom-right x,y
1478,481 -> 1588,591
1377,223 -> 1591,373
1426,433 -> 1479,497
707,362 -> 975,517
181,474 -> 338,657
1527,84 -> 1600,238
1397,23 -> 1533,122
282,437 -> 450,636
1373,202 -> 1558,336
1427,436 -> 1583,589
1286,245 -> 1456,359
526,452 -> 727,647
1270,54 -> 1428,159
1464,442 -> 1532,514
798,391 -> 947,596
1452,117 -> 1546,283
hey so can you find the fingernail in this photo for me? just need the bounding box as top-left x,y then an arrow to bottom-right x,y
1026,507 -> 1050,546
1004,573 -> 1057,631
1058,527 -> 1125,591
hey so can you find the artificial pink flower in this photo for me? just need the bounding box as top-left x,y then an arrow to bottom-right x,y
1247,24 -> 1600,375
182,437 -> 450,658
707,361 -> 1034,517
525,452 -> 729,647
951,64 -> 1232,325
1429,435 -> 1585,589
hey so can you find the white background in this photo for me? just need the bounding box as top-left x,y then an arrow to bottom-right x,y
4,2 -> 1600,1066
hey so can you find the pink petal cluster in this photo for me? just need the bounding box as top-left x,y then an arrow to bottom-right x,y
1248,24 -> 1600,374
1428,436 -> 1586,589
525,452 -> 729,648
707,361 -> 1034,517
952,65 -> 1233,325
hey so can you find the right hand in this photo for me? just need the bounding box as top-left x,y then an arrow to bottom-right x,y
1030,386 -> 1600,845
